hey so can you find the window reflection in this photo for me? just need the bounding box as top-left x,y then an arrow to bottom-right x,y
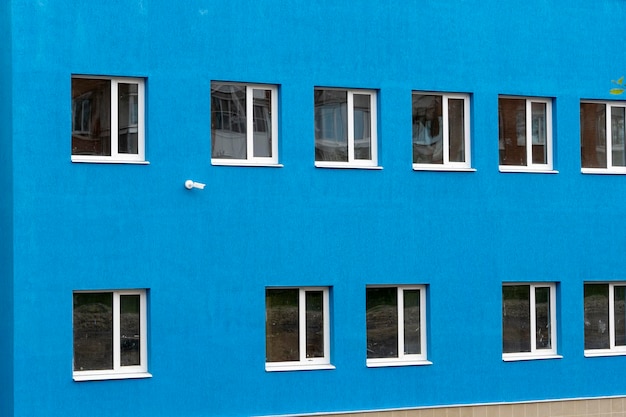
265,289 -> 299,363
502,285 -> 531,353
211,84 -> 247,159
584,284 -> 610,349
118,83 -> 139,155
73,292 -> 114,371
581,103 -> 607,168
71,79 -> 111,156
315,89 -> 348,162
413,95 -> 443,164
498,98 -> 527,166
366,287 -> 399,359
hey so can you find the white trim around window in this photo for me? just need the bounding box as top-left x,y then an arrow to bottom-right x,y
71,76 -> 147,164
211,82 -> 280,166
581,100 -> 626,174
265,287 -> 334,372
502,283 -> 560,361
498,96 -> 555,173
73,289 -> 150,381
314,88 -> 380,169
366,285 -> 430,367
412,92 -> 473,171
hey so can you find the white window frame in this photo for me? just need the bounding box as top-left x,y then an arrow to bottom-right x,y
498,96 -> 555,173
366,285 -> 430,367
412,92 -> 473,172
502,283 -> 560,361
73,289 -> 150,381
314,88 -> 380,169
584,282 -> 626,357
265,287 -> 333,372
211,82 -> 280,167
71,75 -> 146,164
581,100 -> 626,174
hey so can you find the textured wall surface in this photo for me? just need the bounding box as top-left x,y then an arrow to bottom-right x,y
5,1 -> 626,416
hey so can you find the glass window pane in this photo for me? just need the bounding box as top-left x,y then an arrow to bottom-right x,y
403,289 -> 421,355
265,289 -> 299,362
120,295 -> 141,366
611,106 -> 626,167
531,102 -> 547,164
71,79 -> 111,156
353,94 -> 371,160
584,284 -> 610,349
118,83 -> 139,154
502,285 -> 531,353
615,286 -> 626,346
73,292 -> 113,371
581,103 -> 607,168
305,291 -> 325,358
448,98 -> 465,163
413,94 -> 443,164
534,287 -> 551,350
499,98 -> 526,166
366,287 -> 398,358
253,89 -> 272,158
211,83 -> 247,159
315,89 -> 348,161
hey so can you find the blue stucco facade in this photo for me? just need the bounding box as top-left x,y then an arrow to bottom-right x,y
2,1 -> 626,416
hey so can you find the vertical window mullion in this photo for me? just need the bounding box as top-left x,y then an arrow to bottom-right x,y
529,285 -> 537,353
549,284 -> 557,352
369,92 -> 377,164
246,86 -> 254,160
112,292 -> 121,370
397,288 -> 405,359
609,284 -> 616,349
139,292 -> 147,369
441,96 -> 450,164
299,289 -> 307,362
271,87 -> 278,160
137,81 -> 145,160
322,288 -> 330,361
110,80 -> 119,157
526,101 -> 533,167
347,92 -> 355,162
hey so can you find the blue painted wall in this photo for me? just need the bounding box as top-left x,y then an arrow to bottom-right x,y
0,1 -> 14,417
7,1 -> 626,416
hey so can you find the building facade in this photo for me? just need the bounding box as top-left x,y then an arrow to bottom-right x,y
2,1 -> 626,416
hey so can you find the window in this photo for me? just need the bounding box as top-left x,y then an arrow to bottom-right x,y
502,283 -> 558,360
211,82 -> 279,165
584,283 -> 626,356
366,285 -> 429,367
498,97 -> 554,172
314,88 -> 378,168
71,76 -> 146,163
412,93 -> 471,170
581,101 -> 626,173
265,287 -> 333,371
73,290 -> 149,381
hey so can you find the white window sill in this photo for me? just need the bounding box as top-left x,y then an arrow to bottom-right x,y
211,160 -> 283,168
265,363 -> 335,372
367,359 -> 432,368
502,353 -> 562,362
499,166 -> 558,174
412,165 -> 476,172
581,168 -> 626,175
584,349 -> 626,357
73,371 -> 152,382
71,156 -> 150,165
314,162 -> 382,170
